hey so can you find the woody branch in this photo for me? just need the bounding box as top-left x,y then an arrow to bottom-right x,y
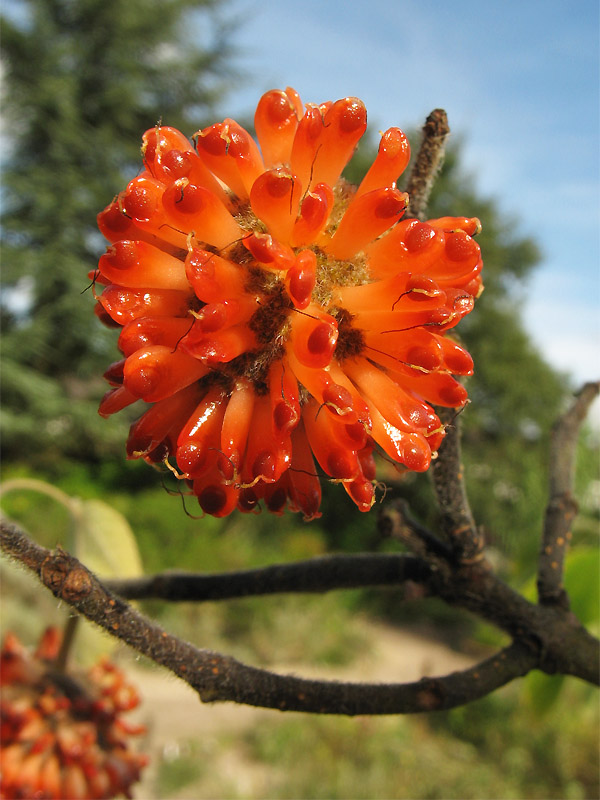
1,114 -> 597,715
537,381 -> 600,608
0,520 -> 542,714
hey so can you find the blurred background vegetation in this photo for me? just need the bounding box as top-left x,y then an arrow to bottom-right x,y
1,1 -> 598,798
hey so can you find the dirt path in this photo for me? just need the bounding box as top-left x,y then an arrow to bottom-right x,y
129,620 -> 481,798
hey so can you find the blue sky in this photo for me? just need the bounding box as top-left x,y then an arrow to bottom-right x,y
221,0 -> 599,405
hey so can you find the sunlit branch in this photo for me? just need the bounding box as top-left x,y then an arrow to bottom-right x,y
538,381 -> 600,607
0,519 -> 538,715
431,406 -> 484,563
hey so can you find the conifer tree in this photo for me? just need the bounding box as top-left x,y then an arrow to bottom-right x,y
1,0 -> 234,460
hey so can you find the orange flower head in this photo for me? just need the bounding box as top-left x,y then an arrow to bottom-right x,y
94,88 -> 483,519
0,629 -> 148,800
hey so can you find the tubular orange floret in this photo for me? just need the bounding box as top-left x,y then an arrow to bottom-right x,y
366,219 -> 443,276
100,284 -> 192,325
325,362 -> 372,426
263,478 -> 290,514
92,87 -> 482,518
303,398 -> 360,481
363,327 -> 445,374
162,179 -> 243,249
118,316 -> 193,357
194,119 -> 265,199
345,357 -> 441,435
289,104 -> 326,190
351,306 -> 451,334
325,187 -> 409,260
344,474 -> 376,513
286,249 -> 317,309
142,124 -> 230,202
243,231 -> 295,271
289,309 -> 339,369
122,174 -> 163,222
181,322 -> 258,365
142,125 -> 193,169
254,89 -> 300,167
194,467 -> 239,517
219,378 -> 255,480
99,240 -> 190,291
121,175 -> 188,250
310,97 -> 367,188
98,386 -> 139,418
123,344 -> 208,402
97,197 -> 149,244
243,394 -> 292,485
268,360 -> 301,439
193,122 -> 246,198
191,295 -> 259,334
175,387 -> 227,476
185,247 -> 247,302
438,335 -> 474,375
428,216 -> 482,236
249,168 -> 303,243
291,182 -> 334,246
355,127 -> 411,198
127,385 -> 201,459
367,402 -> 432,473
288,430 -> 321,521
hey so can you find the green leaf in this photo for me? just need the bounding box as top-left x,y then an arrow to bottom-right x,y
73,498 -> 143,579
519,546 -> 599,627
71,499 -> 144,665
564,547 -> 600,626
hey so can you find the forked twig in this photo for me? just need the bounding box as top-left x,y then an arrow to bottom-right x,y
0,520 -> 537,714
2,514 -> 598,697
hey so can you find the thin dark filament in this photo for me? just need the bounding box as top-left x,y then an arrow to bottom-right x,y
300,143 -> 323,202
287,465 -> 320,479
161,476 -> 203,519
81,269 -> 100,295
391,290 -> 413,311
171,316 -> 197,354
363,344 -> 415,372
378,323 -> 433,335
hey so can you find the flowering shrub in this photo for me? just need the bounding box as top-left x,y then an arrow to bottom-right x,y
0,629 -> 147,799
94,88 -> 482,519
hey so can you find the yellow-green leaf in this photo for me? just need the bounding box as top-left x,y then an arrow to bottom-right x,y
73,499 -> 143,579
